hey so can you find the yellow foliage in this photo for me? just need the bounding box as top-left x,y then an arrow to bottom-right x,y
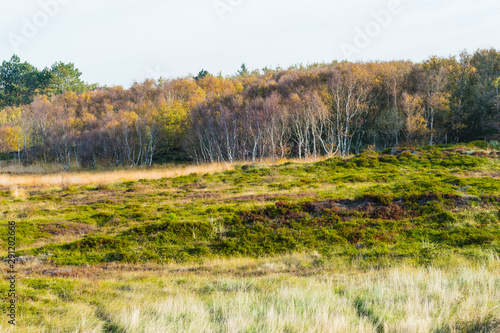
196,75 -> 242,100
0,126 -> 21,153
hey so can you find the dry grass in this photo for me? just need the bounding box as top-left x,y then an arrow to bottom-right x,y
90,264 -> 500,333
0,163 -> 234,187
0,156 -> 327,188
0,162 -> 61,174
8,185 -> 26,199
457,170 -> 500,179
3,255 -> 499,332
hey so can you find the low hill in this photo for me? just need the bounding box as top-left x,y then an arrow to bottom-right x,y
1,142 -> 499,267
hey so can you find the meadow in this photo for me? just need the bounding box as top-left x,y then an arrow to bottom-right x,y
0,142 -> 499,332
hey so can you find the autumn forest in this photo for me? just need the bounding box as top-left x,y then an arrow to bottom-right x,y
1,49 -> 499,169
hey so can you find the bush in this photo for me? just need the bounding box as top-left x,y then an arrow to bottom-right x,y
379,155 -> 399,165
91,212 -> 114,226
398,151 -> 419,162
351,154 -> 380,168
357,193 -> 394,205
489,141 -> 500,149
441,228 -> 494,247
468,140 -> 490,149
62,236 -> 129,251
241,164 -> 270,173
104,251 -> 139,263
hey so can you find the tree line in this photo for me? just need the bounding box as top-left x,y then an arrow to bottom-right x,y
0,49 -> 499,169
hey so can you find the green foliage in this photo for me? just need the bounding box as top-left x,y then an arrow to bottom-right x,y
0,55 -> 95,107
49,61 -> 88,95
241,164 -> 270,172
194,69 -> 210,81
379,155 -> 400,165
0,55 -> 50,107
351,154 -> 380,168
236,63 -> 250,78
4,143 -> 500,267
468,140 -> 490,149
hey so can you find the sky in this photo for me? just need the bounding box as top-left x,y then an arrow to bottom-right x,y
1,0 -> 499,88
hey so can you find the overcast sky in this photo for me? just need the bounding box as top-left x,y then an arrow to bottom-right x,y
1,0 -> 499,87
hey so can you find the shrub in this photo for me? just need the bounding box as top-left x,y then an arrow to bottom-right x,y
468,140 -> 490,149
379,155 -> 399,165
104,251 -> 139,263
91,212 -> 114,226
241,164 -> 270,173
62,236 -> 129,251
489,141 -> 500,149
398,151 -> 419,163
441,228 -> 494,247
357,192 -> 394,205
351,154 -> 380,168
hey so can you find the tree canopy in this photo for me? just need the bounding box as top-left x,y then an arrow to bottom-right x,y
0,55 -> 95,108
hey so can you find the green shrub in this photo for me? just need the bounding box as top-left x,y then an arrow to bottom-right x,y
91,212 -> 114,226
241,164 -> 270,173
357,192 -> 394,205
441,228 -> 494,247
379,155 -> 399,165
351,155 -> 380,168
468,140 -> 489,149
62,236 -> 129,251
489,141 -> 500,149
104,250 -> 139,263
398,151 -> 419,163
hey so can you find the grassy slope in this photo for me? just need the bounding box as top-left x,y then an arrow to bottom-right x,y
1,142 -> 500,332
